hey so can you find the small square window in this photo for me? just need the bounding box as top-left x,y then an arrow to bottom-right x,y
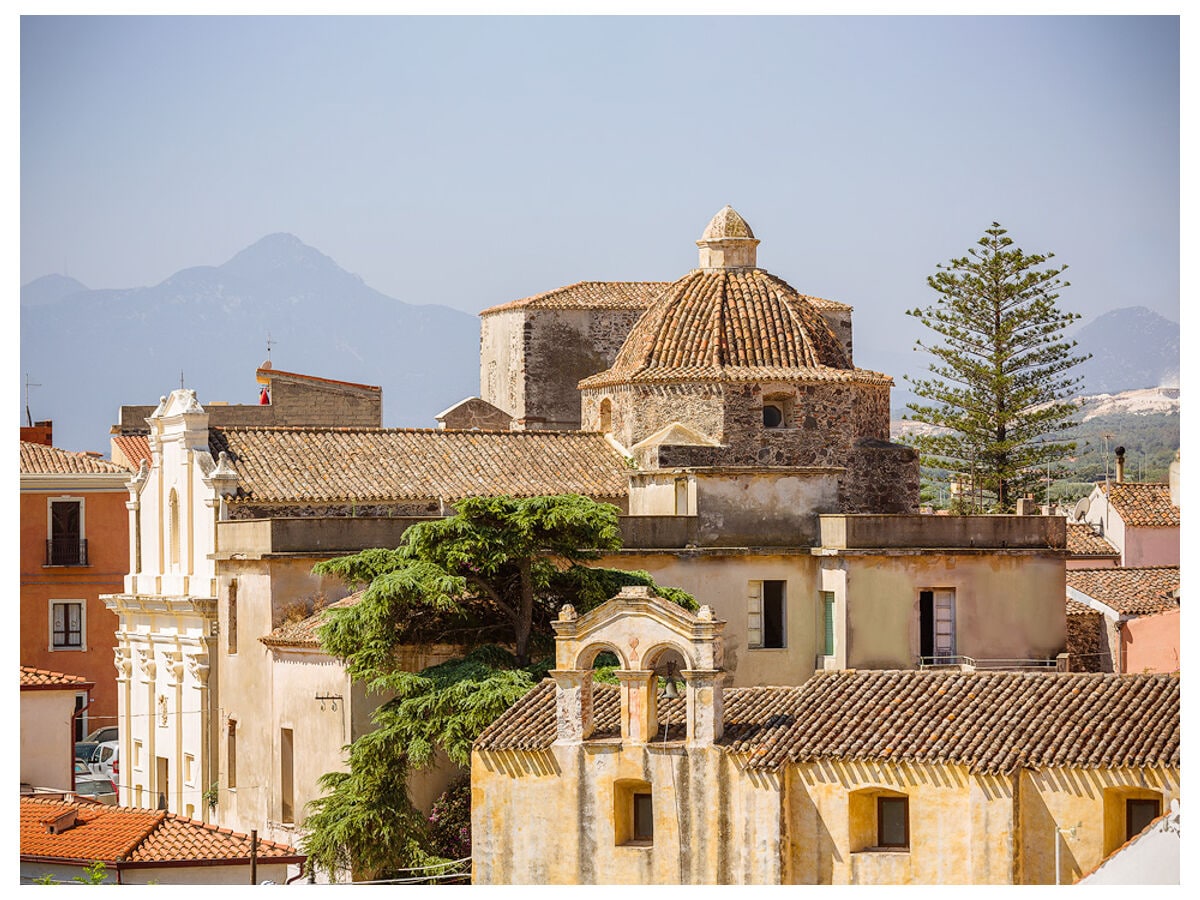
877,796 -> 909,848
1126,798 -> 1161,841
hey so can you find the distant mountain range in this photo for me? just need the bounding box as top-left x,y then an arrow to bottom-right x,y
22,234 -> 1179,456
21,234 -> 480,453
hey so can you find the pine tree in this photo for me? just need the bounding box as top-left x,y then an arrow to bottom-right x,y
904,224 -> 1090,511
301,494 -> 695,881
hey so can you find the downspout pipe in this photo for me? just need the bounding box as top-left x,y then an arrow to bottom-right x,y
69,690 -> 92,792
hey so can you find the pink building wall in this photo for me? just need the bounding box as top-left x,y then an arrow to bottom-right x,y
1123,527 -> 1180,568
1121,609 -> 1180,674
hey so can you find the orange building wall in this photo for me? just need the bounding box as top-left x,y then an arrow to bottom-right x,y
20,489 -> 128,731
1121,609 -> 1180,674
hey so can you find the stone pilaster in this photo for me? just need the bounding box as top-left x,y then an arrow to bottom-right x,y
682,669 -> 724,746
550,670 -> 594,744
614,669 -> 657,744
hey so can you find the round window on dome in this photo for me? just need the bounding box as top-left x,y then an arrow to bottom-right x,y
763,404 -> 784,428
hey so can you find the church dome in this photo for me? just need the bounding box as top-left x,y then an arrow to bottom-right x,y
700,205 -> 756,241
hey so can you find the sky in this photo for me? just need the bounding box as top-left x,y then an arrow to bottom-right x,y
18,14 -> 1182,381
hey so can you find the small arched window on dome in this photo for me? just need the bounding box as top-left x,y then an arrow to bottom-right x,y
599,398 -> 613,433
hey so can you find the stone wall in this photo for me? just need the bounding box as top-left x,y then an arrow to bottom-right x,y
841,438 -> 920,513
436,397 -> 513,430
817,308 -> 853,365
1066,610 -> 1112,673
482,308 -> 645,430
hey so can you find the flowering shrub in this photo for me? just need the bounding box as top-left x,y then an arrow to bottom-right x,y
427,778 -> 471,860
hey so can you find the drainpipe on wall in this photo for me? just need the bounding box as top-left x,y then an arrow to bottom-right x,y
69,691 -> 92,792
1055,822 -> 1080,885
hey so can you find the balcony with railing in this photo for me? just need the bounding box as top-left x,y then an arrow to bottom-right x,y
46,538 -> 88,566
916,654 -> 1069,673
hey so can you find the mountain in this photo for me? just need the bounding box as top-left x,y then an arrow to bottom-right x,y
20,234 -> 480,453
20,274 -> 89,307
1071,306 -> 1179,395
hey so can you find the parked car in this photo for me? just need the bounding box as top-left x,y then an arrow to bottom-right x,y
75,741 -> 99,763
88,740 -> 119,783
85,725 -> 118,744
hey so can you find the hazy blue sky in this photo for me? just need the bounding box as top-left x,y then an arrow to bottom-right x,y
20,15 -> 1180,376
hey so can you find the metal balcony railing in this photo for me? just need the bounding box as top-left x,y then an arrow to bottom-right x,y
917,655 -> 1061,673
46,538 -> 88,566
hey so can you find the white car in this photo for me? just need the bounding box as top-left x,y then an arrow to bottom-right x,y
88,740 -> 119,784
73,761 -> 116,805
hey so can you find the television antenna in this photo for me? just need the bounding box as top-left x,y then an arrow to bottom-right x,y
24,373 -> 41,427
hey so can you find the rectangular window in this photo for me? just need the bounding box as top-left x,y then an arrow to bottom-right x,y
633,792 -> 653,842
877,796 -> 909,848
227,720 -> 237,790
821,591 -> 836,656
51,601 -> 85,650
281,728 -> 295,824
47,498 -> 87,565
74,693 -> 87,741
184,754 -> 195,785
748,581 -> 787,649
919,589 -> 956,661
227,579 -> 238,655
1127,798 -> 1161,841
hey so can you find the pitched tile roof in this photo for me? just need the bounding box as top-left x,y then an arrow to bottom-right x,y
20,797 -> 301,864
479,281 -> 672,316
580,269 -> 884,389
1066,523 -> 1120,558
1101,482 -> 1180,527
20,441 -> 131,475
477,670 -> 1179,775
1066,566 -> 1180,616
208,427 -> 631,505
260,593 -> 363,648
111,434 -> 152,468
21,666 -> 93,689
1065,598 -> 1100,617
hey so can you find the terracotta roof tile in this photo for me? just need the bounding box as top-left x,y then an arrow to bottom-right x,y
1066,566 -> 1180,616
260,593 -> 363,648
20,797 -> 301,864
480,281 -> 672,315
477,671 -> 1179,775
1065,523 -> 1120,558
20,442 -> 131,475
580,269 -> 877,389
209,427 -> 630,506
21,666 -> 93,688
1065,598 -> 1100,617
1100,482 -> 1180,527
111,434 -> 152,468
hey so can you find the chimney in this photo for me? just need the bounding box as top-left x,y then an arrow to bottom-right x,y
1170,451 -> 1180,507
1114,446 -> 1125,484
44,808 -> 78,834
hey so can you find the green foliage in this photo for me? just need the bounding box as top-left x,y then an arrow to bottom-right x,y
304,493 -> 696,881
427,778 -> 472,861
74,862 -> 108,885
904,224 -> 1090,511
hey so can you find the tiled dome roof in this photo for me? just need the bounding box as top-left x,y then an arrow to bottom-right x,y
580,268 -> 887,388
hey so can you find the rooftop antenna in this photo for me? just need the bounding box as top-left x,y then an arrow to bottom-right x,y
24,373 -> 41,427
266,331 -> 276,364
180,370 -> 186,390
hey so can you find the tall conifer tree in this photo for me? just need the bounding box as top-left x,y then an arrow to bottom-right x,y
905,224 -> 1090,511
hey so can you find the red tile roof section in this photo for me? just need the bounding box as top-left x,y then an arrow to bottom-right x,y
111,434 -> 152,468
1066,566 -> 1180,616
20,797 -> 301,864
479,281 -> 671,315
21,666 -> 93,689
1065,523 -> 1120,558
1101,482 -> 1180,527
209,427 -> 631,505
477,670 -> 1179,775
20,441 -> 131,475
580,269 -> 882,389
260,593 -> 363,648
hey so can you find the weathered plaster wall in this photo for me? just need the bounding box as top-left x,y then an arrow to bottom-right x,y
838,552 -> 1067,668
1122,609 -> 1179,674
20,690 -> 78,789
1122,527 -> 1180,567
598,550 -> 822,686
1018,766 -> 1179,884
788,760 -> 1013,884
472,743 -> 783,884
